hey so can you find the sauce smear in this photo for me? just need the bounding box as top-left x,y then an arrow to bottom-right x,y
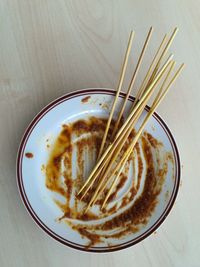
45,117 -> 172,247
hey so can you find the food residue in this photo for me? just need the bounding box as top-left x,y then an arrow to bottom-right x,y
45,116 -> 173,247
25,152 -> 33,158
81,96 -> 91,103
99,102 -> 110,110
165,190 -> 169,201
41,164 -> 46,173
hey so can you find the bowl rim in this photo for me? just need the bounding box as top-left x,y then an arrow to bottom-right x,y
16,88 -> 181,253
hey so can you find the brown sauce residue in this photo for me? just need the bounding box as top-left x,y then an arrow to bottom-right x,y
25,152 -> 33,158
81,96 -> 91,103
45,117 -> 172,247
144,132 -> 162,148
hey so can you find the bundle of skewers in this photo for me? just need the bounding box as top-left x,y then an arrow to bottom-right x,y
77,27 -> 184,213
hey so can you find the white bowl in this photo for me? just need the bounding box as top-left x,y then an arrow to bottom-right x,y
17,88 -> 180,252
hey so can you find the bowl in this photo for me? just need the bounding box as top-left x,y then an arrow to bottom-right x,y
17,88 -> 180,252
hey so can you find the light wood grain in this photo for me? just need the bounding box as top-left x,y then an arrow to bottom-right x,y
0,0 -> 200,266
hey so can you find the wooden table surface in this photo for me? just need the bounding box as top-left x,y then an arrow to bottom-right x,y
0,1 -> 200,266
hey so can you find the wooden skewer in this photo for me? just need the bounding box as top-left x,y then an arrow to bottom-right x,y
152,60 -> 176,103
114,54 -> 173,141
77,143 -> 113,196
94,101 -> 146,206
131,34 -> 168,111
84,57 -> 173,213
84,104 -> 152,212
101,155 -> 128,210
97,31 -> 134,159
94,36 -> 165,195
111,27 -> 153,138
99,61 -> 176,207
112,28 -> 176,142
101,106 -> 161,209
97,38 -> 167,181
80,93 -> 149,200
82,55 -> 173,208
79,27 -> 184,215
79,88 -> 151,199
96,27 -> 155,183
92,57 -> 168,205
92,98 -> 146,205
146,27 -> 178,88
162,63 -> 185,94
80,87 -> 152,201
79,147 -> 114,200
102,63 -> 185,208
82,55 -> 171,203
101,61 -> 177,209
78,56 -> 171,198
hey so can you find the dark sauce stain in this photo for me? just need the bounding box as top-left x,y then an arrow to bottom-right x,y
81,96 -> 91,103
25,152 -> 33,158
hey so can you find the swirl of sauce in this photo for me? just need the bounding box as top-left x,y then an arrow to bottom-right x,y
45,117 -> 173,247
